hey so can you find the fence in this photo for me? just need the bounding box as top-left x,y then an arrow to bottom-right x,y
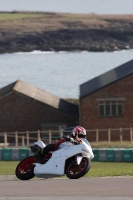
0,127 -> 133,147
87,127 -> 133,143
0,130 -> 64,147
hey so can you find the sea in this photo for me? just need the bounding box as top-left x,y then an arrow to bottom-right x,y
0,0 -> 133,99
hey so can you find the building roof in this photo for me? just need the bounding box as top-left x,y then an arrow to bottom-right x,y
0,80 -> 79,117
80,59 -> 133,98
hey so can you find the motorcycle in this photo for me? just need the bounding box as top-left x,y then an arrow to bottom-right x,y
15,139 -> 94,180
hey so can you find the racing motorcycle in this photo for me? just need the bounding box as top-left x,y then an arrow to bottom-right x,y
15,139 -> 94,180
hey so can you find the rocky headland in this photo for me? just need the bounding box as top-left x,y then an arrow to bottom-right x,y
0,12 -> 133,53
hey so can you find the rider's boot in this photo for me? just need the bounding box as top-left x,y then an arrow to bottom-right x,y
30,143 -> 55,160
36,144 -> 55,159
30,144 -> 43,160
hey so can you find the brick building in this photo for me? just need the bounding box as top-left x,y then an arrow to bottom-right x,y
0,80 -> 79,134
80,59 -> 133,141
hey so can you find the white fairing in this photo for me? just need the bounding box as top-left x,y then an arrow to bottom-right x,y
34,139 -> 94,178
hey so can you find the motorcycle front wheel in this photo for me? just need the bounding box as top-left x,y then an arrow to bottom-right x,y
15,156 -> 37,180
65,157 -> 91,179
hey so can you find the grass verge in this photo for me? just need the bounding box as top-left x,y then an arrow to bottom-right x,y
0,12 -> 43,20
91,141 -> 133,148
0,161 -> 133,177
85,162 -> 133,177
0,161 -> 19,175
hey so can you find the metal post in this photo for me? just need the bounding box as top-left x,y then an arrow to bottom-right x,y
120,128 -> 123,143
22,135 -> 25,147
4,132 -> 7,147
130,127 -> 133,144
37,130 -> 41,141
26,131 -> 29,146
60,130 -> 63,139
108,128 -> 111,144
15,131 -> 18,147
49,130 -> 51,144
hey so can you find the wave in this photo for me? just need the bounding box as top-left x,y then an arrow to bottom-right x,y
13,49 -> 133,55
15,50 -> 55,55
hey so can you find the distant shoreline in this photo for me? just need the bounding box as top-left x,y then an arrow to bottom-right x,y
0,12 -> 133,53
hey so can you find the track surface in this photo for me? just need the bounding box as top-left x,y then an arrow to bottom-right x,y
0,176 -> 133,200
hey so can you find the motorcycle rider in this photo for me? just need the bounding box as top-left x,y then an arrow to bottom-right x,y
30,126 -> 89,159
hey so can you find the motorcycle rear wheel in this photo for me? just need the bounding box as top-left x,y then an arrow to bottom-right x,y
15,156 -> 37,180
65,157 -> 91,179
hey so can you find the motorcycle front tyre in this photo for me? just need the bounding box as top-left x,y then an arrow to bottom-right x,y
65,157 -> 91,179
15,156 -> 36,180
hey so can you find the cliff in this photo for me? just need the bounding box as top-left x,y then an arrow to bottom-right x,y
0,12 -> 133,53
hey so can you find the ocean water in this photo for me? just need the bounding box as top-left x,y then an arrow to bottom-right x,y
0,0 -> 133,14
0,50 -> 133,98
0,1 -> 133,98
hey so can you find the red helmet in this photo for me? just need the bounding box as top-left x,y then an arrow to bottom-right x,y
72,126 -> 86,138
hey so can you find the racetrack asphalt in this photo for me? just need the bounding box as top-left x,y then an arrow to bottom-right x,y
0,176 -> 133,200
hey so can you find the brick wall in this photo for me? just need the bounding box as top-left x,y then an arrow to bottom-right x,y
0,93 -> 78,132
80,74 -> 133,141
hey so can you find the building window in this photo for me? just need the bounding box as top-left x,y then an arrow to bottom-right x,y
99,100 -> 123,117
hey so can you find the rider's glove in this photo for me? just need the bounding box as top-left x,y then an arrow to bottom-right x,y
73,141 -> 79,145
63,137 -> 75,143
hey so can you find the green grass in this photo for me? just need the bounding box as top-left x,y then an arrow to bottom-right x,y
85,162 -> 133,177
0,161 -> 19,175
91,141 -> 133,148
0,161 -> 133,177
0,13 -> 43,20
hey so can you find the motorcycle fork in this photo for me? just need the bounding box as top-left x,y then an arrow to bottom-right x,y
69,154 -> 82,167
